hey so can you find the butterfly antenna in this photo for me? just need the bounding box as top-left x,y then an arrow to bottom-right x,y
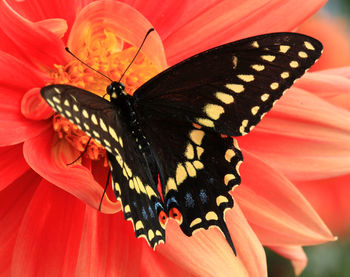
65,47 -> 113,82
118,28 -> 154,82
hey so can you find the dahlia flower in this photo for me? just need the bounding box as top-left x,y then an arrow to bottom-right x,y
0,0 -> 341,276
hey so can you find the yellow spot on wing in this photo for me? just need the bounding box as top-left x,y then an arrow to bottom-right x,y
135,221 -> 144,231
91,114 -> 98,125
82,109 -> 89,118
190,218 -> 202,228
224,149 -> 235,162
124,205 -> 131,213
281,72 -> 289,79
184,143 -> 194,159
176,164 -> 187,184
226,83 -> 244,93
205,211 -> 218,221
166,178 -> 177,194
251,106 -> 260,115
261,55 -> 275,62
99,118 -> 108,131
193,160 -> 204,170
216,195 -> 229,206
224,174 -> 235,185
304,41 -> 315,50
270,82 -> 279,90
251,41 -> 259,48
148,229 -> 155,241
196,118 -> 214,128
261,93 -> 270,101
279,45 -> 290,53
196,146 -> 204,159
215,92 -> 234,104
185,161 -> 196,177
298,51 -> 308,58
146,185 -> 157,198
189,130 -> 205,145
63,99 -> 70,106
204,104 -> 224,120
237,74 -> 255,82
290,61 -> 299,68
251,64 -> 265,71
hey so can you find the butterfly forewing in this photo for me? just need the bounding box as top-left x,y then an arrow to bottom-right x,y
134,33 -> 322,136
41,85 -> 166,248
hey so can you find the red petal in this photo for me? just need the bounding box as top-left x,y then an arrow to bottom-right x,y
163,0 -> 327,65
157,205 -> 267,276
0,145 -> 29,190
35,18 -> 68,39
268,245 -> 308,275
0,170 -> 40,276
21,88 -> 53,120
68,0 -> 167,70
23,129 -> 120,213
11,179 -> 86,276
239,87 -> 350,181
0,0 -> 66,69
235,151 -> 334,245
75,206 -> 143,276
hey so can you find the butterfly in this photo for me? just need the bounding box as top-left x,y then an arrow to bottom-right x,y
41,32 -> 322,253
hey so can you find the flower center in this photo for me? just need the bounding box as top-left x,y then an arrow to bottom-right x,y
50,31 -> 160,163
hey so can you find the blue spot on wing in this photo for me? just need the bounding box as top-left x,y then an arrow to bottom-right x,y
185,192 -> 195,208
199,189 -> 208,204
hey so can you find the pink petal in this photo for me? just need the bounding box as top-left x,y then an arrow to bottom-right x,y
0,170 -> 40,276
239,87 -> 350,181
75,206 -> 143,276
23,129 -> 120,213
140,246 -> 197,277
268,245 -> 308,275
0,145 -> 29,190
235,151 -> 334,245
0,0 -> 66,69
68,0 -> 167,70
163,0 -> 326,65
157,204 -> 267,276
295,70 -> 350,111
296,175 -> 350,236
297,15 -> 350,71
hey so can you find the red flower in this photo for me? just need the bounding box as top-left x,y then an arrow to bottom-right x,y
0,0 -> 339,276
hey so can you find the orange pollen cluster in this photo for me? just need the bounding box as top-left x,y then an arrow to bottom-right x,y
49,33 -> 159,164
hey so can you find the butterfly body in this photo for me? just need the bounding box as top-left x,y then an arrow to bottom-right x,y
41,32 -> 323,253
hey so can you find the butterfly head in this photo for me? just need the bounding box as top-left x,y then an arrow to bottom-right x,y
107,81 -> 126,101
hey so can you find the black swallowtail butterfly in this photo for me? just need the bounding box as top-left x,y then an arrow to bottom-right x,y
41,32 -> 322,253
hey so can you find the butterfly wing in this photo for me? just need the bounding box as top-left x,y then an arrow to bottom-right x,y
141,117 -> 242,253
41,85 -> 166,248
133,33 -> 322,252
134,32 -> 322,136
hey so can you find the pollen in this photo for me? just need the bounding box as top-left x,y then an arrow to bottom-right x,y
47,30 -> 160,164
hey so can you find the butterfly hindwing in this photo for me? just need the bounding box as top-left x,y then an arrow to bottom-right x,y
41,85 -> 166,248
140,117 -> 242,252
134,33 -> 322,136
